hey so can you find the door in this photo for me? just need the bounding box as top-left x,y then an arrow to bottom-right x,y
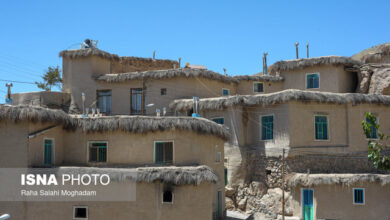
303,189 -> 313,220
130,88 -> 143,115
217,191 -> 222,220
44,139 -> 53,165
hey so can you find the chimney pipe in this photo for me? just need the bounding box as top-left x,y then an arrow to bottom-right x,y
5,83 -> 13,100
306,43 -> 309,58
295,42 -> 299,59
223,68 -> 227,76
153,50 -> 156,59
178,57 -> 181,68
263,52 -> 268,75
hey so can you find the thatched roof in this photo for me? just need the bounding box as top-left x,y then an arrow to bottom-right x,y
59,48 -> 178,64
69,116 -> 229,140
232,75 -> 284,82
352,43 -> 390,63
96,68 -> 239,84
32,165 -> 218,185
269,56 -> 361,74
170,89 -> 390,111
0,104 -> 72,125
288,173 -> 390,187
0,105 -> 229,139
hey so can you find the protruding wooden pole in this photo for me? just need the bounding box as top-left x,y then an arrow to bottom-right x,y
282,148 -> 285,220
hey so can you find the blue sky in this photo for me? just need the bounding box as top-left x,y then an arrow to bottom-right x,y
0,0 -> 389,98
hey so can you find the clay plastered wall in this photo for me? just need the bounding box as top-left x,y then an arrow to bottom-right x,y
95,76 -> 237,116
111,58 -> 178,73
0,121 -> 29,167
11,92 -> 71,109
236,80 -> 284,95
280,65 -> 356,93
3,182 -> 215,220
290,183 -> 390,220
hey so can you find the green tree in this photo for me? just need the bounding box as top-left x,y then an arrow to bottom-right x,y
362,112 -> 390,171
35,66 -> 62,91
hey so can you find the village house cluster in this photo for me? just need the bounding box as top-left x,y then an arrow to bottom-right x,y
1,40 -> 390,219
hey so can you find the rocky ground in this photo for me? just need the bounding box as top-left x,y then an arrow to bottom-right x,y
225,182 -> 295,220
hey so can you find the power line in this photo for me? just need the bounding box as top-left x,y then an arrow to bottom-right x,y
0,79 -> 35,85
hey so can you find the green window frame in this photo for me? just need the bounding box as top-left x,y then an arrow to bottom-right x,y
222,88 -> 229,96
365,115 -> 378,139
353,188 -> 364,204
254,82 -> 264,93
44,139 -> 53,165
155,142 -> 173,165
89,142 -> 107,163
315,116 -> 328,140
261,115 -> 274,140
306,73 -> 319,89
212,118 -> 224,125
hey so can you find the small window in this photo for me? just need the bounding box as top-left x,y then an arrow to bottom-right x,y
161,88 -> 167,96
254,82 -> 264,93
155,142 -> 173,165
44,139 -> 54,165
212,118 -> 224,125
163,190 -> 173,203
215,146 -> 221,162
266,169 -> 272,175
261,115 -> 274,140
353,188 -> 364,205
89,142 -> 107,163
365,115 -> 378,139
306,73 -> 319,89
222,88 -> 229,96
73,206 -> 88,219
97,90 -> 112,115
315,116 -> 328,140
224,167 -> 228,185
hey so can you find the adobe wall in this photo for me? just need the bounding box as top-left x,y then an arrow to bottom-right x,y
11,92 -> 71,110
236,80 -> 284,95
111,58 -> 178,73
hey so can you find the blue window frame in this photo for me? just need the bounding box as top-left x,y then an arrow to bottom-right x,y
353,188 -> 364,204
254,82 -> 264,93
222,88 -> 229,96
365,115 -> 378,139
44,139 -> 53,165
315,116 -> 328,140
261,115 -> 274,140
302,189 -> 314,220
306,73 -> 319,89
89,142 -> 107,163
212,118 -> 224,125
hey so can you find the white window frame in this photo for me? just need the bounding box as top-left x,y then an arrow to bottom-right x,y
314,114 -> 330,141
353,188 -> 365,205
260,114 -> 275,141
43,138 -> 55,166
87,141 -> 108,163
305,73 -> 320,89
73,206 -> 88,219
162,190 -> 174,204
153,140 -> 175,165
222,88 -> 230,96
253,82 -> 264,93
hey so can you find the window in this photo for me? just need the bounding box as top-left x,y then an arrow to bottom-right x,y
212,118 -> 224,125
162,190 -> 173,203
306,73 -> 319,89
44,139 -> 54,165
131,88 -> 143,115
254,82 -> 264,93
73,206 -> 88,219
315,116 -> 328,140
155,142 -> 173,165
161,88 -> 167,96
353,188 -> 364,205
224,167 -> 228,185
97,90 -> 112,115
215,146 -> 221,162
89,142 -> 107,163
222,88 -> 229,96
365,115 -> 378,139
261,115 -> 274,140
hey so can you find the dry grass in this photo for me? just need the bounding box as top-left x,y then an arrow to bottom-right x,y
170,89 -> 390,111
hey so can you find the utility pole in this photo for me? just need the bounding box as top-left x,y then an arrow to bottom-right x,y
281,148 -> 285,220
